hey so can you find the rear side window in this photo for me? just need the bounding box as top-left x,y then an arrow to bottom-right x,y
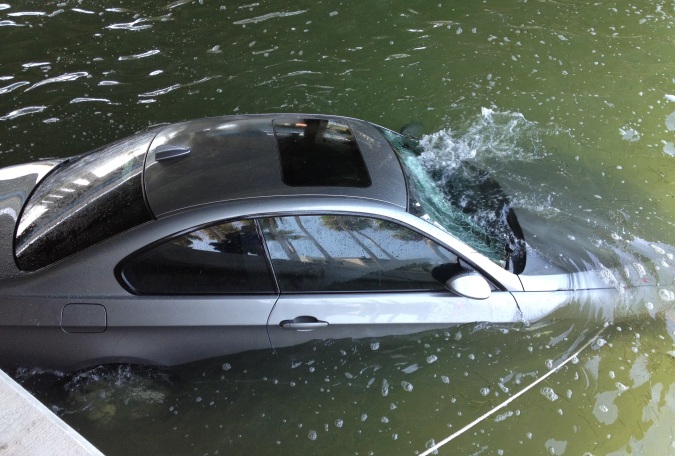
259,215 -> 462,292
15,130 -> 158,271
273,118 -> 371,187
119,220 -> 275,295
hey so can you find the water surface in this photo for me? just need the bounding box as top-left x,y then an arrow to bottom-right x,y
3,0 -> 675,454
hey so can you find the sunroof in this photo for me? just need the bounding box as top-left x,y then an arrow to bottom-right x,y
273,118 -> 371,187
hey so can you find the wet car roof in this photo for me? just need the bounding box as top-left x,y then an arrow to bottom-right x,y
143,114 -> 408,217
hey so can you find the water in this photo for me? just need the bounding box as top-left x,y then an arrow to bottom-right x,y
2,0 -> 675,454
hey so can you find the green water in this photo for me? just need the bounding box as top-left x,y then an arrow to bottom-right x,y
3,0 -> 675,454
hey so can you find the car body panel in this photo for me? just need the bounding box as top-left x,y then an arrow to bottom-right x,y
518,270 -> 613,292
268,290 -> 521,349
0,196 -> 527,370
0,294 -> 277,370
61,303 -> 107,333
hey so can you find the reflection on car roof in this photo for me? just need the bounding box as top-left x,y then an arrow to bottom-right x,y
143,114 -> 407,217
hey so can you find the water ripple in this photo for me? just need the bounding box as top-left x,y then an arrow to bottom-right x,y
106,19 -> 152,31
71,8 -> 95,15
385,53 -> 411,60
21,62 -> 50,68
0,81 -> 29,95
7,11 -> 45,17
284,70 -> 322,78
136,75 -> 217,99
233,10 -> 306,25
0,105 -> 47,121
25,72 -> 89,91
138,84 -> 181,98
69,97 -> 116,105
166,0 -> 193,10
118,50 -> 160,61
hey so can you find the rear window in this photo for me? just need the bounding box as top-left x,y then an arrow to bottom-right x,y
15,129 -> 158,271
118,219 -> 275,295
273,118 -> 371,187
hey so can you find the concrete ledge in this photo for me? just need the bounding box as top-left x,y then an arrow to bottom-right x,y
0,369 -> 103,456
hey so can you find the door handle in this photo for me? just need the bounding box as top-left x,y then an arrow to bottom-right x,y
279,315 -> 329,331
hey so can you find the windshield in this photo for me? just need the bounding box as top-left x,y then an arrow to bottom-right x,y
377,127 -> 523,270
15,129 -> 159,271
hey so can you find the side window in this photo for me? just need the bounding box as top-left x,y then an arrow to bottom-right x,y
259,215 -> 465,293
119,220 -> 275,295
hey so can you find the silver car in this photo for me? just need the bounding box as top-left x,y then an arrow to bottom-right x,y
0,114 -> 618,371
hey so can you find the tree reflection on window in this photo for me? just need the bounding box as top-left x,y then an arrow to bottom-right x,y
260,215 -> 462,293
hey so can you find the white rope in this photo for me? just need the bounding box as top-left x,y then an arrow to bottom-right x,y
418,327 -> 606,456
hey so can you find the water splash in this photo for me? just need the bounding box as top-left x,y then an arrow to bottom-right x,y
417,108 -> 547,172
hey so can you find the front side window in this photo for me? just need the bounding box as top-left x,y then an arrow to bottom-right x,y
15,129 -> 159,271
260,215 -> 466,293
119,220 -> 275,295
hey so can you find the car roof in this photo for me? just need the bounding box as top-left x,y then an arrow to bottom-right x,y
143,114 -> 408,217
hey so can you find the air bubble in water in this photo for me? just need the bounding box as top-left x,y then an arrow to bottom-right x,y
616,382 -> 629,391
541,387 -> 559,401
651,244 -> 666,255
494,411 -> 513,422
666,110 -> 675,131
658,289 -> 675,301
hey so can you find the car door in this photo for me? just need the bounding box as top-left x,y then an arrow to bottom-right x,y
113,219 -> 278,366
261,214 -> 520,350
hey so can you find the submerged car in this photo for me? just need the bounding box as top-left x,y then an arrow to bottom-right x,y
0,114 -> 618,371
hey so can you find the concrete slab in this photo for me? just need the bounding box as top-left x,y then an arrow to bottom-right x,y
0,369 -> 104,456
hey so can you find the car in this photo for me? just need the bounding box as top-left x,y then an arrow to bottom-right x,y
0,113 -> 621,372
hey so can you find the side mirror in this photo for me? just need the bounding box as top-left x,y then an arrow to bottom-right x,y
445,273 -> 492,300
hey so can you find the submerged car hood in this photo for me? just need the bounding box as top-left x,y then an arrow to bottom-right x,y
0,161 -> 62,279
516,207 -> 617,276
